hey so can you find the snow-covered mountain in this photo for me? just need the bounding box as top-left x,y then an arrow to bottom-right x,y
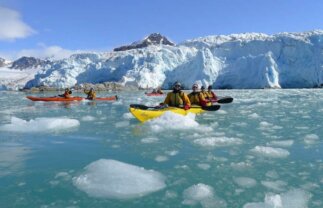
113,33 -> 175,51
1,31 -> 323,90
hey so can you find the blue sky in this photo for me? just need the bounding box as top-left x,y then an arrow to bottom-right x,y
0,0 -> 323,59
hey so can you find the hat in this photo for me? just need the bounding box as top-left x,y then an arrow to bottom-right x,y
192,84 -> 198,89
208,85 -> 212,90
173,81 -> 181,87
201,86 -> 205,90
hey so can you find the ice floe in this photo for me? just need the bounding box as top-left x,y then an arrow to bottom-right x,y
182,183 -> 227,208
250,146 -> 290,158
243,189 -> 311,208
155,155 -> 168,162
0,117 -> 79,132
234,177 -> 257,188
141,137 -> 159,143
261,180 -> 287,191
193,137 -> 243,148
146,112 -> 212,132
81,116 -> 96,121
73,159 -> 166,199
304,134 -> 319,145
266,140 -> 294,147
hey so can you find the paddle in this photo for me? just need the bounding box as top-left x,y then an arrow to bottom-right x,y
130,104 -> 221,111
212,96 -> 233,104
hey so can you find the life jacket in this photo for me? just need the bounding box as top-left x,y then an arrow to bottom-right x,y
63,91 -> 71,98
205,91 -> 217,101
168,91 -> 185,107
87,91 -> 96,99
188,92 -> 200,105
201,91 -> 208,99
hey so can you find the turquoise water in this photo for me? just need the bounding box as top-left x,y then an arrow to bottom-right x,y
0,89 -> 322,207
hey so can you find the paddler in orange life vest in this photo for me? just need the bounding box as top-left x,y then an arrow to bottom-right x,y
163,82 -> 191,110
188,84 -> 210,106
59,88 -> 72,98
84,88 -> 96,100
200,86 -> 208,98
206,85 -> 218,102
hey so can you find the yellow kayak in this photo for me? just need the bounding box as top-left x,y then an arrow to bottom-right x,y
129,105 -> 207,122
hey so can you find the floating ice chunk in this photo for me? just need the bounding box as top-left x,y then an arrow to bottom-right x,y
0,117 -> 79,132
197,163 -> 211,170
81,116 -> 95,121
155,155 -> 168,162
266,140 -> 294,147
261,180 -> 287,191
0,143 -> 30,177
182,183 -> 226,208
73,159 -> 166,199
250,146 -> 290,158
193,137 -> 243,148
266,171 -> 279,179
55,172 -> 71,181
165,190 -> 178,199
165,150 -> 178,156
234,177 -> 257,188
141,137 -> 159,143
304,134 -> 319,145
217,110 -> 227,114
230,161 -> 253,170
147,112 -> 212,132
123,112 -> 134,119
248,113 -> 260,119
243,189 -> 311,208
115,121 -> 129,128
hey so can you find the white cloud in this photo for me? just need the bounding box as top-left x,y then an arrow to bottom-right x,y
0,6 -> 36,41
16,44 -> 77,60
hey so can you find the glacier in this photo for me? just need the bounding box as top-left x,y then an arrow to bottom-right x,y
1,30 -> 323,90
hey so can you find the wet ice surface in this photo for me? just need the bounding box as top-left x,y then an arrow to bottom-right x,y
0,89 -> 322,207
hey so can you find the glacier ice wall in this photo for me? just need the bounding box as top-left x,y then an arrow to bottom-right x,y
25,30 -> 323,89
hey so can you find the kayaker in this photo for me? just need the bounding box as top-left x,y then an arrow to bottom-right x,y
84,88 -> 96,100
163,82 -> 191,110
156,88 -> 163,94
206,85 -> 218,101
188,84 -> 209,106
59,88 -> 72,98
200,86 -> 208,98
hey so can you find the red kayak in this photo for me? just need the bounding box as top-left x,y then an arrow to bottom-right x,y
145,93 -> 164,96
26,95 -> 118,102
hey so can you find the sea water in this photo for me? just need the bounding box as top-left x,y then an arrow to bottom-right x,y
0,89 -> 322,208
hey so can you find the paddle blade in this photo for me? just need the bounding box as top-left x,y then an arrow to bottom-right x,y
202,105 -> 221,111
130,104 -> 149,110
217,96 -> 233,104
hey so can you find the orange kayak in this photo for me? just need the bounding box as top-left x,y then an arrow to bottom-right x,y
145,93 -> 164,96
26,95 -> 118,102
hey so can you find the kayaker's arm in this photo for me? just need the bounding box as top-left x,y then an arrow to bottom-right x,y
182,93 -> 191,110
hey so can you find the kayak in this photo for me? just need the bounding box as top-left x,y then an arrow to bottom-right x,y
87,95 -> 118,101
129,106 -> 206,122
26,96 -> 83,102
26,95 -> 118,102
145,93 -> 164,96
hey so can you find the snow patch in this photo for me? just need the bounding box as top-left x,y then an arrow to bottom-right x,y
73,159 -> 166,199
